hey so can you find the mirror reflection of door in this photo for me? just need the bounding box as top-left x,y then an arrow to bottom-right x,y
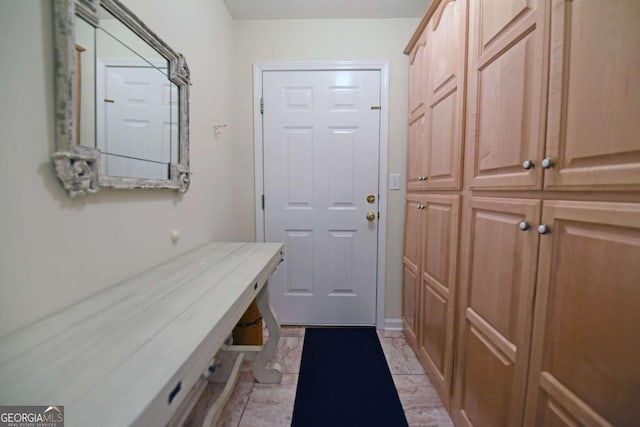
96,59 -> 178,180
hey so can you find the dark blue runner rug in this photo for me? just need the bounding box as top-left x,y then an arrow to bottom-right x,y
291,327 -> 409,427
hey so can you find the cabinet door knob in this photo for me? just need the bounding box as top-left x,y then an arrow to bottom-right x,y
522,160 -> 534,170
518,221 -> 530,231
541,157 -> 553,169
537,224 -> 550,235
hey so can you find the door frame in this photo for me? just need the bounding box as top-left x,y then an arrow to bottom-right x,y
253,61 -> 390,329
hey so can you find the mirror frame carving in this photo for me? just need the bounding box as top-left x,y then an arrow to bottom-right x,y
52,0 -> 191,197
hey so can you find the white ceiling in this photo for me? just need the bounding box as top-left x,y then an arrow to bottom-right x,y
222,0 -> 431,20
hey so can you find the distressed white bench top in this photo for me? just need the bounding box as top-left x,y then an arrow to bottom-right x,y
0,242 -> 284,427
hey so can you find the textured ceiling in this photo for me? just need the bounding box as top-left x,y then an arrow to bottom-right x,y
222,0 -> 431,19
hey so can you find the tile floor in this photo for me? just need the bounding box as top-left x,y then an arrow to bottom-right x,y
184,327 -> 453,427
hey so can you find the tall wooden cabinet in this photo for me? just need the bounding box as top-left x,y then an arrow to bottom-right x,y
416,194 -> 459,404
402,0 -> 467,409
465,0 -> 547,190
403,0 -> 640,425
524,201 -> 640,426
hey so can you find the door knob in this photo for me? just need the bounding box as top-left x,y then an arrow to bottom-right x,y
538,224 -> 550,234
522,160 -> 534,170
366,212 -> 376,221
541,157 -> 553,169
518,221 -> 530,231
366,194 -> 376,203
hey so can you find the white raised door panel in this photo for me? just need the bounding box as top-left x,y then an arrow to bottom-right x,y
263,70 -> 381,325
98,62 -> 177,180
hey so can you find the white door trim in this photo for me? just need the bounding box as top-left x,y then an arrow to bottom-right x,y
253,61 -> 390,329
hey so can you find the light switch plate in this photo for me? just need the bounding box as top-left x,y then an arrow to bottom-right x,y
389,173 -> 401,191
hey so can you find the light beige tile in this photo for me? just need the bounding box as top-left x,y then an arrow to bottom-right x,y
274,336 -> 304,374
392,374 -> 452,426
263,325 -> 306,338
405,406 -> 454,427
215,381 -> 254,427
238,374 -> 298,427
183,380 -> 253,427
380,336 -> 425,374
377,329 -> 405,338
281,326 -> 306,337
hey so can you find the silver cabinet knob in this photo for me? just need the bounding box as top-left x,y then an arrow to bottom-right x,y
537,224 -> 550,235
541,157 -> 553,169
522,160 -> 534,170
418,176 -> 423,182
518,221 -> 530,231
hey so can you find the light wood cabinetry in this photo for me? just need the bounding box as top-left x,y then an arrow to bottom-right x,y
402,192 -> 460,408
453,197 -> 540,426
407,34 -> 429,191
544,0 -> 640,190
404,0 -> 640,425
402,194 -> 424,349
466,0 -> 640,192
402,0 -> 467,410
406,0 -> 466,192
466,0 -> 547,190
524,201 -> 640,426
417,195 -> 459,408
424,0 -> 466,191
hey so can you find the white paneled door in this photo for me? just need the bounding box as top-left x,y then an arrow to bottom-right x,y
262,69 -> 381,325
99,64 -> 177,180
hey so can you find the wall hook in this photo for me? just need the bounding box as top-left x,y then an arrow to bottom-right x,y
213,124 -> 227,136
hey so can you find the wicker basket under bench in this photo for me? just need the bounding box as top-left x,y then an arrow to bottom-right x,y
0,242 -> 284,427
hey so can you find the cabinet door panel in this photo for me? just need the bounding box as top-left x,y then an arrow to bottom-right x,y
418,195 -> 460,408
467,0 -> 546,189
407,33 -> 429,191
408,34 -> 428,120
407,111 -> 428,191
426,0 -> 465,190
403,195 -> 424,348
454,197 -> 540,427
544,0 -> 640,190
525,201 -> 640,426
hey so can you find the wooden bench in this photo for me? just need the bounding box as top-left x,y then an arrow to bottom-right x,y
0,242 -> 285,426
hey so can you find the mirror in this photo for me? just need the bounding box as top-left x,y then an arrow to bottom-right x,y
52,0 -> 190,197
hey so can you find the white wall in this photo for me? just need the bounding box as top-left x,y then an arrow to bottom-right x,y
232,19 -> 417,321
0,0 -> 236,336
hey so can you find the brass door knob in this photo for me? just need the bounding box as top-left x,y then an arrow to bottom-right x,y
366,194 -> 376,203
366,212 -> 376,222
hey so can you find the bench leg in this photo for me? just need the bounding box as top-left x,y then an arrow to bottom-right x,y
252,282 -> 282,384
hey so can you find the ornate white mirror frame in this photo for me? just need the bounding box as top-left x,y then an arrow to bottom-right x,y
52,0 -> 191,197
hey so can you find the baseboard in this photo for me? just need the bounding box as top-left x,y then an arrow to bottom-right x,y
383,318 -> 403,331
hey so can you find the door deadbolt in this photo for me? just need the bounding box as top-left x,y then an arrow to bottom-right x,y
366,194 -> 376,203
